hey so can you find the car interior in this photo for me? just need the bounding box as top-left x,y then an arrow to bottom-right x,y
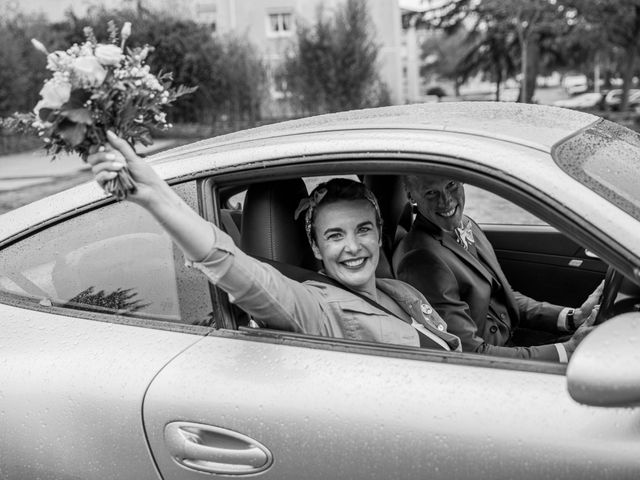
209,160 -> 640,342
211,168 -> 639,336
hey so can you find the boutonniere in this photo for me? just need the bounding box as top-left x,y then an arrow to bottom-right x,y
455,220 -> 475,250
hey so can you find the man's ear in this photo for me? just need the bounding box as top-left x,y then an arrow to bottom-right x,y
311,241 -> 323,261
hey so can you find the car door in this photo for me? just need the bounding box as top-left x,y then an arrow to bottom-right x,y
485,224 -> 606,306
143,330 -> 640,480
140,177 -> 638,480
464,186 -> 606,307
0,181 -> 216,480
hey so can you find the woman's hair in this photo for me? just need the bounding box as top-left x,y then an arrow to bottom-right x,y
295,178 -> 383,245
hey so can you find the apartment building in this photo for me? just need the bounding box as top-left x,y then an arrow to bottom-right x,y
175,0 -> 404,113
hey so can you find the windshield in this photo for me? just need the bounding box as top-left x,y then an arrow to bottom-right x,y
553,119 -> 640,221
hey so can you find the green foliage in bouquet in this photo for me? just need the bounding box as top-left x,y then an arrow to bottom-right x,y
2,21 -> 196,199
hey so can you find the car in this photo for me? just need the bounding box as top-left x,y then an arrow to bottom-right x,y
603,88 -> 640,110
552,91 -> 603,109
1,102 -> 639,479
562,73 -> 588,95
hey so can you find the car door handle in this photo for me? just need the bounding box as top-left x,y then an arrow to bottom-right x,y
164,421 -> 273,475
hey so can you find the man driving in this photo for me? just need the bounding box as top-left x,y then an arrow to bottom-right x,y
394,175 -> 602,362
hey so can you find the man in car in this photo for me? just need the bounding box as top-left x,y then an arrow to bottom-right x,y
394,175 -> 603,362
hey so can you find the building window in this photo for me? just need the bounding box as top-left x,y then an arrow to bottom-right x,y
196,2 -> 217,32
267,12 -> 293,37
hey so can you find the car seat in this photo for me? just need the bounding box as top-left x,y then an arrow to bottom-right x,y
240,178 -> 318,271
363,174 -> 412,278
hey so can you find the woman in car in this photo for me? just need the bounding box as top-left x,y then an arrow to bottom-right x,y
88,132 -> 459,351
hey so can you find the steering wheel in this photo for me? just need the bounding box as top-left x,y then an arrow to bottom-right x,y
594,266 -> 624,325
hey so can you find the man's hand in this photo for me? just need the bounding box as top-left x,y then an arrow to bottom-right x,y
572,280 -> 605,328
564,305 -> 599,359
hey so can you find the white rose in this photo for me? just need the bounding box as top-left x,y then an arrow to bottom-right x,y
72,56 -> 107,87
94,44 -> 123,66
35,79 -> 72,113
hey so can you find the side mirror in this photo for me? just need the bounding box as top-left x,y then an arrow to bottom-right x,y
567,313 -> 640,407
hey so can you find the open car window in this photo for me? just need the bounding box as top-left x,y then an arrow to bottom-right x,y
209,168 -> 610,370
465,185 -> 547,226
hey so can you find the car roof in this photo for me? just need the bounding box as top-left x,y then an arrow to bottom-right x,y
0,102 -> 600,243
151,102 -> 599,165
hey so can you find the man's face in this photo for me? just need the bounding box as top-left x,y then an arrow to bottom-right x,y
406,175 -> 465,232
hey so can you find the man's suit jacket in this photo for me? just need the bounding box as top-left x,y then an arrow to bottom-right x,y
393,213 -> 563,361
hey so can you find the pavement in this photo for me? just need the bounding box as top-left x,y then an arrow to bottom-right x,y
0,139 -> 178,192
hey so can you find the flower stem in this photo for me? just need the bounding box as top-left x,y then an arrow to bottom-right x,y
103,167 -> 137,200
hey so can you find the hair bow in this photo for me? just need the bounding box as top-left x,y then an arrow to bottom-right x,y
294,187 -> 327,220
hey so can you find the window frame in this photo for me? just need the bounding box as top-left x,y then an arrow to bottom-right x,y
266,10 -> 294,38
196,153 -> 611,375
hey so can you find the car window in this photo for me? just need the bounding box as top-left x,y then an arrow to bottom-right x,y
0,182 -> 215,327
465,185 -> 546,226
553,120 -> 640,221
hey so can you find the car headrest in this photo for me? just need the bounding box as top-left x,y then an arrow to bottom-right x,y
363,174 -> 411,253
240,178 -> 317,270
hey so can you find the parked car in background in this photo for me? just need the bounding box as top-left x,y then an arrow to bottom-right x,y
604,89 -> 640,110
553,92 -> 603,110
1,102 -> 639,479
562,73 -> 588,95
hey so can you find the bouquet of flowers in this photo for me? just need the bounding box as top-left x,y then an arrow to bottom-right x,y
2,21 -> 196,199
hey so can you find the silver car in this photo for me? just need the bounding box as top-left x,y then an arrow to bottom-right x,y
1,102 -> 639,479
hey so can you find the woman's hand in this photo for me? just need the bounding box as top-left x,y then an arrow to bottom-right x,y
87,131 -> 165,205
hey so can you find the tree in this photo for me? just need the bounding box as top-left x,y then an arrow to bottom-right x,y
48,7 -> 267,125
420,28 -> 470,97
282,0 -> 389,115
0,13 -> 59,116
424,0 -> 570,103
1,6 -> 266,127
455,22 -> 517,101
565,0 -> 640,110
